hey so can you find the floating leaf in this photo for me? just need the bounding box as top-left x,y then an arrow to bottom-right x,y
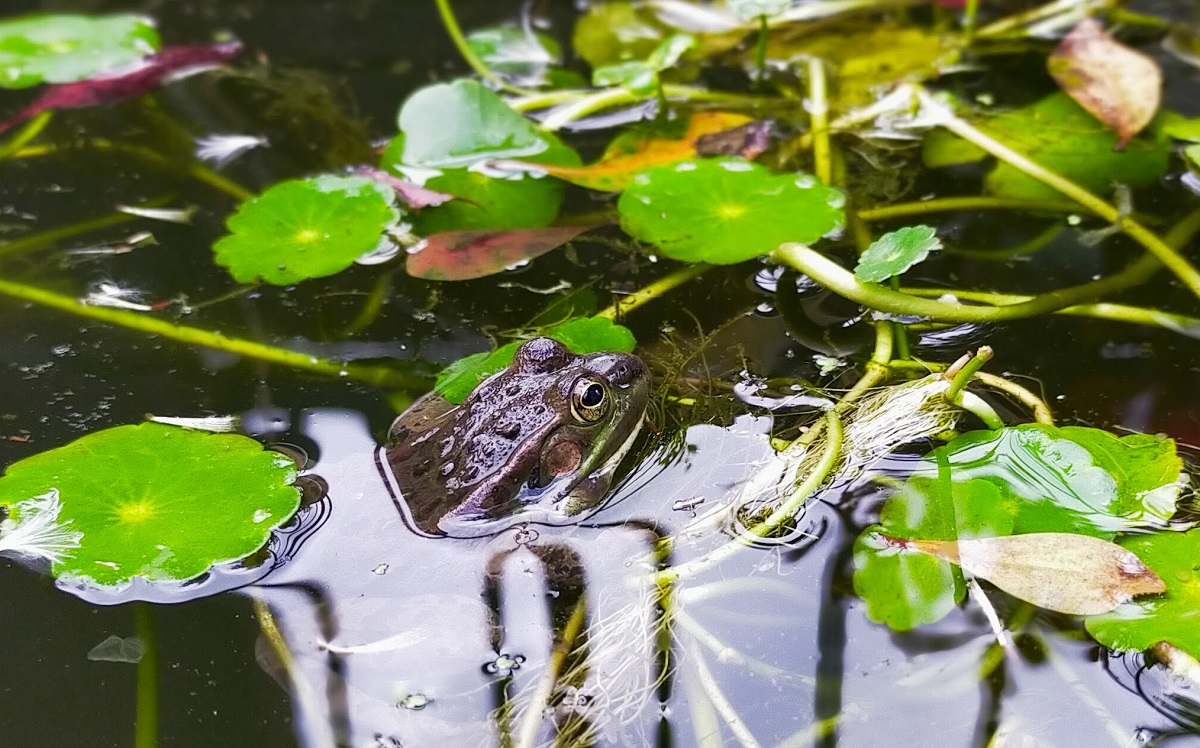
571,2 -> 670,69
434,318 -> 637,404
0,40 -> 242,135
593,33 -> 694,94
506,112 -> 755,191
853,425 -> 1181,630
880,533 -> 1164,615
466,25 -> 569,88
349,166 -> 454,208
923,93 -> 1169,201
406,225 -> 595,281
382,80 -> 580,233
1086,529 -> 1200,660
213,175 -> 400,285
1048,19 -> 1161,150
854,225 -> 942,283
0,13 -> 159,89
728,0 -> 792,21
0,422 -> 299,588
396,79 -> 567,168
618,158 -> 844,264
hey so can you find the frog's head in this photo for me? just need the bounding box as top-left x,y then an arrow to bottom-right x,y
384,338 -> 649,537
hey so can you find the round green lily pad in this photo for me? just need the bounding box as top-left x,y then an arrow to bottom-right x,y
854,225 -> 942,283
213,175 -> 400,285
0,422 -> 300,588
1085,529 -> 1200,659
0,14 -> 160,89
617,158 -> 845,264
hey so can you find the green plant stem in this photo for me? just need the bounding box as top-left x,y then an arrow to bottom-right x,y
976,0 -> 1103,38
595,263 -> 711,320
856,196 -> 1080,222
0,197 -> 174,259
433,0 -> 529,95
915,87 -> 1200,301
973,371 -> 1054,425
658,409 -> 844,585
807,57 -> 832,186
754,15 -> 770,85
962,0 -> 980,43
0,110 -> 53,160
0,278 -> 427,389
134,603 -> 158,748
772,243 -> 1166,323
508,85 -> 766,115
902,287 -> 1200,338
538,87 -> 641,131
945,346 -> 992,402
13,140 -> 252,201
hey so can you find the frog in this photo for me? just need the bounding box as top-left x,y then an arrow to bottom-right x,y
381,337 -> 650,537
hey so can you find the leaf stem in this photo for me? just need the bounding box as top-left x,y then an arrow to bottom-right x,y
595,263 -> 711,320
658,409 -> 844,584
807,57 -> 832,186
754,15 -> 770,86
973,371 -> 1054,425
13,140 -> 252,201
856,196 -> 1080,222
134,603 -> 159,748
914,87 -> 1200,301
0,110 -> 53,160
433,0 -> 530,95
0,277 -> 428,389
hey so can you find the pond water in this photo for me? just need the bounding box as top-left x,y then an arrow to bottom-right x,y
2,1 -> 1199,746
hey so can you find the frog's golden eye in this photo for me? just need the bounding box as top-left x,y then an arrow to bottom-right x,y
571,378 -> 607,423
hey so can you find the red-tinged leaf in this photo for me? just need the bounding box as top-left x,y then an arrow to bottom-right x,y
1048,19 -> 1161,149
694,119 -> 773,159
509,111 -> 754,191
878,532 -> 1165,615
406,225 -> 596,281
351,167 -> 455,208
0,40 -> 243,134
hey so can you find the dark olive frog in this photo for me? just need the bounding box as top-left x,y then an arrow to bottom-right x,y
383,338 -> 650,537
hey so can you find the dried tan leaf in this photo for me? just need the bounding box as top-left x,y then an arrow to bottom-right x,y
879,532 -> 1165,615
1048,18 -> 1162,149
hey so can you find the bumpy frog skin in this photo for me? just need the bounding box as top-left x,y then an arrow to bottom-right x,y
381,338 -> 650,537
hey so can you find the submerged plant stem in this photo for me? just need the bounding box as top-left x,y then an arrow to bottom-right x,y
134,603 -> 158,748
433,0 -> 527,95
596,263 -> 711,320
0,278 -> 426,389
857,196 -> 1079,222
807,57 -> 832,186
14,140 -> 252,201
915,88 -> 1200,301
658,410 -> 843,584
0,110 -> 53,160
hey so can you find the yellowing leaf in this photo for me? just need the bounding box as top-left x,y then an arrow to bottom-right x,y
1048,19 -> 1161,149
515,111 -> 753,191
879,532 -> 1164,615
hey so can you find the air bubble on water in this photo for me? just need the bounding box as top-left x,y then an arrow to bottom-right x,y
373,563 -> 389,575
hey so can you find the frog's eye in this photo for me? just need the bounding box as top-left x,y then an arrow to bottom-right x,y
571,378 -> 607,423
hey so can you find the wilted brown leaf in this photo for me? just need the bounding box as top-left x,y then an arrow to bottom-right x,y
879,532 -> 1165,615
1048,19 -> 1161,149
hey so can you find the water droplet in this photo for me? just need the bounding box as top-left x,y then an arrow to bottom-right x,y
675,161 -> 697,172
397,693 -> 430,710
718,160 -> 753,172
794,174 -> 816,188
826,190 -> 846,209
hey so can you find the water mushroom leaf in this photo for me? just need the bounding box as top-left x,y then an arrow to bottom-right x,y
0,422 -> 300,589
617,158 -> 844,264
505,111 -> 756,192
0,13 -> 159,89
382,80 -> 580,233
853,425 -> 1182,631
212,175 -> 401,285
1086,529 -> 1200,661
433,317 -> 637,405
877,533 -> 1165,616
854,225 -> 942,283
922,92 -> 1169,202
592,33 -> 695,95
1048,19 -> 1161,150
406,225 -> 596,281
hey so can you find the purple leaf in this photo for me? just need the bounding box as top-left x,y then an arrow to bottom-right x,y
350,166 -> 455,209
406,225 -> 596,281
0,40 -> 243,135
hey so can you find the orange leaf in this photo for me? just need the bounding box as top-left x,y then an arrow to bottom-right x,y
514,111 -> 756,191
